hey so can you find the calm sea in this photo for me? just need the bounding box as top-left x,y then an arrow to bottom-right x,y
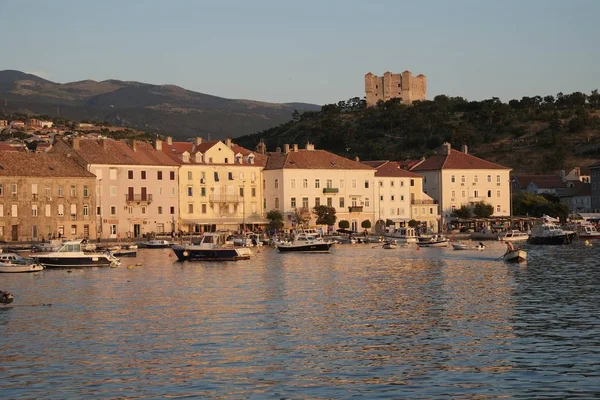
1,240 -> 599,399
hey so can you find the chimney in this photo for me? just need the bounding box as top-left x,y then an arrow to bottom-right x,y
256,140 -> 266,155
72,137 -> 80,151
154,139 -> 162,151
461,144 -> 468,154
225,138 -> 232,149
442,142 -> 451,155
283,144 -> 290,154
355,156 -> 360,162
101,138 -> 108,151
305,142 -> 315,151
195,137 -> 203,146
167,136 -> 173,145
275,146 -> 281,153
131,140 -> 137,152
292,143 -> 298,152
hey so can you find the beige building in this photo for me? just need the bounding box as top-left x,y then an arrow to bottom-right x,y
52,137 -> 180,239
263,143 -> 377,232
365,70 -> 426,106
161,137 -> 268,233
0,151 -> 97,241
365,161 -> 439,233
412,143 -> 512,231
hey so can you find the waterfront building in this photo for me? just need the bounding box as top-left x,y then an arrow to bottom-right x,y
52,137 -> 180,240
161,137 -> 268,233
588,161 -> 600,212
364,161 -> 439,233
263,143 -> 376,232
412,143 -> 511,231
0,151 -> 97,241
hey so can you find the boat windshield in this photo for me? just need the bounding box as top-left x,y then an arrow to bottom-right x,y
59,243 -> 81,252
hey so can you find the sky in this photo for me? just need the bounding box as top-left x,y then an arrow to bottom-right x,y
1,0 -> 599,105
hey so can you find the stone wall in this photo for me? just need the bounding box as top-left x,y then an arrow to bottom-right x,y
365,71 -> 426,106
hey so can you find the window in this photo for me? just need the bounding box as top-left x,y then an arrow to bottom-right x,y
128,170 -> 134,179
201,187 -> 206,197
239,187 -> 244,197
400,195 -> 404,201
302,197 -> 309,208
239,172 -> 244,180
110,169 -> 117,180
327,179 -> 333,188
263,180 -> 266,189
110,206 -> 116,216
170,206 -> 175,214
157,171 -> 163,180
340,179 -> 345,189
496,204 -> 501,213
97,206 -> 101,216
400,181 -> 404,187
110,187 -> 117,197
82,205 -> 89,216
496,175 -> 501,183
451,205 -> 456,212
461,175 -> 466,183
45,204 -> 51,217
462,191 -> 466,198
158,206 -> 163,215
451,190 -> 455,198
497,190 -> 501,198
58,204 -> 64,217
157,187 -> 163,195
391,195 -> 395,201
380,195 -> 383,201
32,204 -> 38,217
474,175 -> 479,183
0,184 -> 3,196
11,184 -> 17,195
487,175 -> 492,183
201,204 -> 207,214
451,175 -> 455,183
188,187 -> 193,196
251,172 -> 256,182
473,190 -> 479,198
379,181 -> 383,187
188,204 -> 194,213
487,190 -> 492,197
214,172 -> 219,182
274,179 -> 279,189
170,187 -> 176,195
224,158 -> 229,164
430,208 -> 433,215
70,185 -> 76,196
390,180 -> 395,187
188,171 -> 193,180
327,197 -> 332,207
290,178 -> 297,188
83,186 -> 89,197
141,171 -> 147,180
251,188 -> 256,197
352,179 -> 357,189
365,180 -> 369,189
45,186 -> 51,197
32,183 -> 38,195
315,197 -> 320,207
170,171 -> 175,180
275,198 -> 279,209
303,179 -> 308,189
70,204 -> 77,216
315,179 -> 320,189
365,198 -> 370,207
291,197 -> 296,208
339,197 -> 345,208
410,179 -> 414,187
228,172 -> 233,180
11,204 -> 18,217
128,206 -> 133,215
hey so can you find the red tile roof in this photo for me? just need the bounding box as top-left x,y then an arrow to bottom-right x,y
513,174 -> 565,190
369,161 -> 424,178
0,143 -> 18,151
265,150 -> 374,171
161,140 -> 268,167
412,149 -> 510,171
70,138 -> 179,166
0,151 -> 95,177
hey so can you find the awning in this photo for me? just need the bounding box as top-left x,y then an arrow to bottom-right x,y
181,218 -> 268,225
577,213 -> 600,221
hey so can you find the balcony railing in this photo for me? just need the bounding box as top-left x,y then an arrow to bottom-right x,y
322,187 -> 339,194
125,194 -> 153,204
209,194 -> 240,203
411,199 -> 439,205
348,206 -> 363,213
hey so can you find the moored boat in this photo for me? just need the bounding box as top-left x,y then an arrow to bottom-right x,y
568,223 -> 600,239
417,235 -> 449,247
172,233 -> 252,261
386,227 -> 419,243
451,242 -> 486,251
498,230 -> 529,242
32,239 -> 121,268
0,253 -> 44,273
382,241 -> 397,249
503,249 -> 527,263
140,239 -> 173,248
276,233 -> 335,252
528,220 -> 576,245
113,245 -> 138,257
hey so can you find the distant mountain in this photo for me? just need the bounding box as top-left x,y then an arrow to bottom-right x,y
0,70 -> 321,139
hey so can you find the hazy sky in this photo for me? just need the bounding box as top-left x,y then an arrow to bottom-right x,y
1,0 -> 598,105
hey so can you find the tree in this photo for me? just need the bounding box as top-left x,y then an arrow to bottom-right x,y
361,220 -> 371,229
292,207 -> 311,227
408,219 -> 419,228
473,201 -> 494,218
338,220 -> 350,229
312,205 -> 337,226
454,205 -> 472,219
266,210 -> 284,230
385,219 -> 395,227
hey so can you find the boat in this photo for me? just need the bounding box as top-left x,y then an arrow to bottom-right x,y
233,233 -> 263,247
567,222 -> 600,239
451,242 -> 486,251
503,249 -> 527,263
0,253 -> 45,273
113,245 -> 138,257
140,239 -> 172,248
276,233 -> 335,252
498,230 -> 529,242
1,290 -> 14,304
527,219 -> 576,245
382,241 -> 397,249
172,232 -> 252,261
470,225 -> 499,241
386,227 -> 419,243
417,235 -> 449,248
32,239 -> 121,268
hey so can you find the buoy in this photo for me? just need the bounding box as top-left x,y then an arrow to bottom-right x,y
127,265 -> 134,269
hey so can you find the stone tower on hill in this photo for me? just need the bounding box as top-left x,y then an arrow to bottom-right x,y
365,71 -> 426,106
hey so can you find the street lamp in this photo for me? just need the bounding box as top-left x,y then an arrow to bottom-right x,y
240,180 -> 246,232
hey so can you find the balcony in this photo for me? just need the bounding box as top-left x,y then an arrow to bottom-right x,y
411,199 -> 439,205
348,206 -> 363,213
209,194 -> 240,203
125,194 -> 153,204
322,187 -> 339,194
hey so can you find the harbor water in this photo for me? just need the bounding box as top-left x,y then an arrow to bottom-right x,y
1,240 -> 599,398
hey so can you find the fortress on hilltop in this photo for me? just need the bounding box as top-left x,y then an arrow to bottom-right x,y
365,71 -> 426,106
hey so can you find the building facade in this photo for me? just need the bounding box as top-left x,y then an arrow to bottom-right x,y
412,143 -> 511,231
365,70 -> 426,107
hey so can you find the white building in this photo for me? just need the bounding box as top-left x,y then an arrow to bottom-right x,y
412,143 -> 511,231
263,143 -> 376,232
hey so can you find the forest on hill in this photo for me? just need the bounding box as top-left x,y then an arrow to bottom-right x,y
235,91 -> 600,173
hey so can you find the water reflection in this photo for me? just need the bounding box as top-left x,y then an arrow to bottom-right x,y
1,242 -> 599,397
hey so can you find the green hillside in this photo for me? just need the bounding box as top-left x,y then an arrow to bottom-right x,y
235,92 -> 600,173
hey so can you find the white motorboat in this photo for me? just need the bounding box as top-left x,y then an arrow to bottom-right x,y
503,249 -> 527,263
233,233 -> 263,247
567,223 -> 600,239
276,233 -> 335,252
417,235 -> 449,248
528,219 -> 576,245
0,253 -> 44,273
140,239 -> 173,248
451,242 -> 486,251
386,227 -> 419,243
498,230 -> 529,242
172,233 -> 253,261
32,239 -> 121,268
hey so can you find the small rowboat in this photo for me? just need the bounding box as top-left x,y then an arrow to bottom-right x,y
503,249 -> 527,263
0,262 -> 44,273
382,241 -> 397,249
